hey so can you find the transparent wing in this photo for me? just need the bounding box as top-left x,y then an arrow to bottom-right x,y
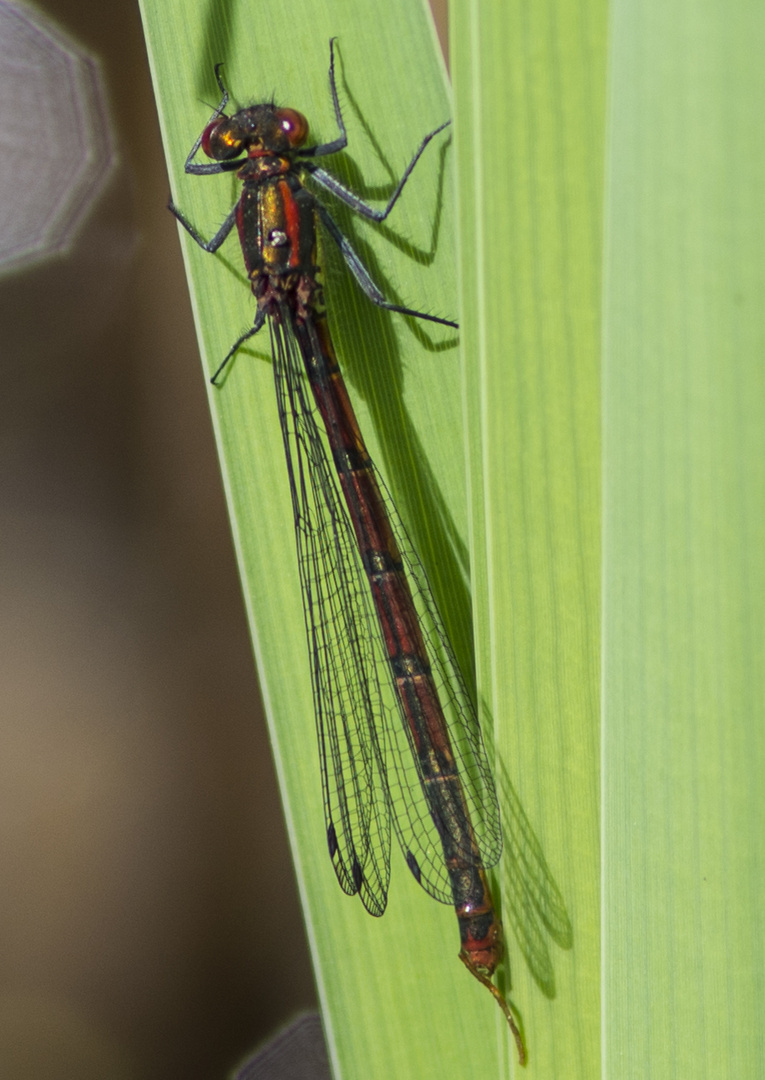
359,466 -> 503,903
271,314 -> 502,911
271,318 -> 391,916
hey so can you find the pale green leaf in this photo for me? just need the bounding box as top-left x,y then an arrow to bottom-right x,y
602,2 -> 765,1075
454,0 -> 765,1077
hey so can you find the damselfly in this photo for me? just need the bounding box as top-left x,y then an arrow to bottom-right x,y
170,40 -> 525,1063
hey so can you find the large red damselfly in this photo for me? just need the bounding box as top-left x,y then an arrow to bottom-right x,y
170,40 -> 525,1064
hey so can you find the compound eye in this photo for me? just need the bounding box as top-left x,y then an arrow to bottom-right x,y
276,108 -> 308,148
201,117 -> 243,160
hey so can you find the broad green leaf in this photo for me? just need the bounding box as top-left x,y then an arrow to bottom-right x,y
139,0 -> 505,1077
602,2 -> 765,1075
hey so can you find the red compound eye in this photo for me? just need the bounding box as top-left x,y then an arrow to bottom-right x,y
201,117 -> 243,160
276,108 -> 308,148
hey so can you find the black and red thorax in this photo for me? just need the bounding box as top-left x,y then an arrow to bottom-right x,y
236,156 -> 319,315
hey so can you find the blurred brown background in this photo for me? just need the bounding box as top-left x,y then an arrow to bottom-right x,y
0,0 -> 446,1077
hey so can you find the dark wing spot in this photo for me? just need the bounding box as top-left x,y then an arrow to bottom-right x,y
352,858 -> 363,892
405,850 -> 421,883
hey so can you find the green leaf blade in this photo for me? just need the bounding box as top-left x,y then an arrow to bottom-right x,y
451,0 -> 607,1074
603,2 -> 765,1075
140,0 -> 507,1076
